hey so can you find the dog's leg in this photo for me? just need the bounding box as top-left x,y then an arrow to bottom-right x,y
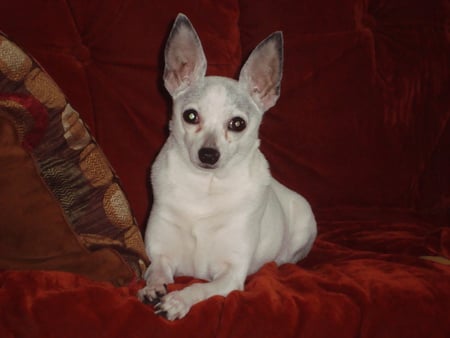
155,263 -> 245,320
137,255 -> 174,305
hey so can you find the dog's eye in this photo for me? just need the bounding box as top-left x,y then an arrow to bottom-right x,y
228,117 -> 246,132
183,109 -> 200,124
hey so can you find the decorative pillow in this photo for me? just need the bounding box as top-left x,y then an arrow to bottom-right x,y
0,33 -> 148,285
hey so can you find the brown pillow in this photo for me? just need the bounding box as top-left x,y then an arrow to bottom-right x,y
0,33 -> 148,285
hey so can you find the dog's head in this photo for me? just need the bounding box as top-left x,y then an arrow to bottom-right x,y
163,13 -> 283,171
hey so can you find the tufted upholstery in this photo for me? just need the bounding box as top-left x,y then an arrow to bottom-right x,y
0,0 -> 450,337
240,0 -> 449,213
2,0 -> 448,226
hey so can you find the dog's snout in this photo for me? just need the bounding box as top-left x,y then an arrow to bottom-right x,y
198,147 -> 220,166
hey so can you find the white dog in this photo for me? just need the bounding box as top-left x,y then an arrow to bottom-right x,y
137,13 -> 317,320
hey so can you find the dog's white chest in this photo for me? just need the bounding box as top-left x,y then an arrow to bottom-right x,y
150,161 -> 259,279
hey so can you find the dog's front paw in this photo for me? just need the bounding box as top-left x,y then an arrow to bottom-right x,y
155,291 -> 191,320
137,284 -> 168,306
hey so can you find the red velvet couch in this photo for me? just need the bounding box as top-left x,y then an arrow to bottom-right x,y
1,1 -> 450,337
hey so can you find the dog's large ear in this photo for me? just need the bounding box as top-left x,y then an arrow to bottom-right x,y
163,13 -> 207,97
239,32 -> 283,112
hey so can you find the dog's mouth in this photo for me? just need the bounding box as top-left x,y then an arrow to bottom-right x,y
198,163 -> 217,169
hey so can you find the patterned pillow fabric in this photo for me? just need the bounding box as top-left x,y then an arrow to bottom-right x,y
0,32 -> 148,284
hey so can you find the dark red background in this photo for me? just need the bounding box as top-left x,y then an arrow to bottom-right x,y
1,0 -> 449,337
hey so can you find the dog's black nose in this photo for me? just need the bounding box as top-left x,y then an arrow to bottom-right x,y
198,147 -> 220,166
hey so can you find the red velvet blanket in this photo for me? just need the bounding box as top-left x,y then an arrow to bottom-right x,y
2,211 -> 449,338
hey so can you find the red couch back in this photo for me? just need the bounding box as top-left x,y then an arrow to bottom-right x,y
1,0 -> 448,227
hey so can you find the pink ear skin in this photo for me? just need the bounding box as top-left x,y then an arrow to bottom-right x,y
163,13 -> 207,96
239,32 -> 283,112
